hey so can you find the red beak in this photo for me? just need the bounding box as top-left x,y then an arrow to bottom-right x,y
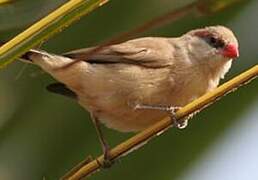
222,44 -> 239,59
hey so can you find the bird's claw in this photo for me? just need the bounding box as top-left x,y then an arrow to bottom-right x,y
167,106 -> 188,129
96,145 -> 115,169
101,159 -> 114,169
96,155 -> 115,169
172,117 -> 188,129
135,104 -> 189,129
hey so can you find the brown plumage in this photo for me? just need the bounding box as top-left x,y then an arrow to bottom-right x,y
20,25 -> 239,132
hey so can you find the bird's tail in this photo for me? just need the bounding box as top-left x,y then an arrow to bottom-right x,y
0,40 -> 44,63
0,41 -> 76,71
20,49 -> 47,63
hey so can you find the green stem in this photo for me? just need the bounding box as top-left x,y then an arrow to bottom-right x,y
0,0 -> 109,68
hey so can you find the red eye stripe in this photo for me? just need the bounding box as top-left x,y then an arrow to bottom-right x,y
193,31 -> 211,38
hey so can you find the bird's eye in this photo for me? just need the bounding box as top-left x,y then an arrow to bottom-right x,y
210,37 -> 217,44
207,36 -> 225,49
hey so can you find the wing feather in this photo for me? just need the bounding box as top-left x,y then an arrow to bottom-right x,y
63,37 -> 175,68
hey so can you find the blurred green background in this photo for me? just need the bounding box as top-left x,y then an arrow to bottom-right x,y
0,0 -> 257,179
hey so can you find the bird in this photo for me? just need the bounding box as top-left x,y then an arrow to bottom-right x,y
19,25 -> 239,164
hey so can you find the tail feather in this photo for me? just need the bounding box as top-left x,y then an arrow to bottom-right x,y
0,40 -> 45,63
1,41 -> 76,70
20,49 -> 45,63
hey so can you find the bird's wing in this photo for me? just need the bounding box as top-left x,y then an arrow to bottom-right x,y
46,83 -> 77,99
63,37 -> 175,68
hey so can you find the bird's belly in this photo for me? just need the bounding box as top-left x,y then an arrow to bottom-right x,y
75,65 -> 216,132
77,79 -> 212,132
79,98 -> 169,132
77,82 -> 174,132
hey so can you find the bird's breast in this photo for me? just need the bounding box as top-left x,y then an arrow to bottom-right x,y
76,64 -> 216,132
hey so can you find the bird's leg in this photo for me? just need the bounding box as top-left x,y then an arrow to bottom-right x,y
91,114 -> 113,168
135,104 -> 188,129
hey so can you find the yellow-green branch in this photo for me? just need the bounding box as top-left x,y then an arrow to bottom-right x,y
0,0 -> 109,68
62,65 -> 258,180
0,0 -> 11,5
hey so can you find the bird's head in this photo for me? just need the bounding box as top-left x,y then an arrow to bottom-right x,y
185,26 -> 239,63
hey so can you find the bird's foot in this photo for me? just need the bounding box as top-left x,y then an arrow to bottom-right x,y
91,114 -> 116,168
167,106 -> 188,129
135,104 -> 188,129
96,144 -> 115,169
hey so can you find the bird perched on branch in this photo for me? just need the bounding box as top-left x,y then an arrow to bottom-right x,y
19,25 -> 239,165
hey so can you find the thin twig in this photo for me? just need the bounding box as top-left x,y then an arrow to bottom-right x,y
62,156 -> 94,180
62,65 -> 258,180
